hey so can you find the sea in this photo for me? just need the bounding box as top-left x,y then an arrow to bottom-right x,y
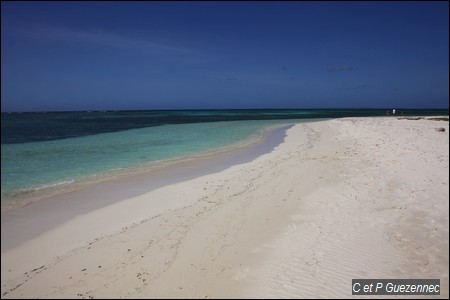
1,109 -> 447,207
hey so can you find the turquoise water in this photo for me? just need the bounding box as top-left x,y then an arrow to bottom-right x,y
1,119 -> 295,199
2,108 -> 448,202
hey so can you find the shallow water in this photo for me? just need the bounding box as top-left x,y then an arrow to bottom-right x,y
2,108 -> 447,203
1,119 -> 297,201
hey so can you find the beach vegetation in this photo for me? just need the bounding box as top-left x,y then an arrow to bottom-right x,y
427,117 -> 449,121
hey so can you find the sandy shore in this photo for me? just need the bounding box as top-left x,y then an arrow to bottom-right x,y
1,117 -> 448,298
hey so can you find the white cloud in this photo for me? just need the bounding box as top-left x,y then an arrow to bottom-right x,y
18,26 -> 197,57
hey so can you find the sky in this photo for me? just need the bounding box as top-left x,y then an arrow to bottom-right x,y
1,1 -> 448,112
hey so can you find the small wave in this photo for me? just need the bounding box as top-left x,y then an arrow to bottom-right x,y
2,179 -> 76,199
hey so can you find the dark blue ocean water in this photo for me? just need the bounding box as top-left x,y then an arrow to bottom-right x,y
3,109 -> 447,144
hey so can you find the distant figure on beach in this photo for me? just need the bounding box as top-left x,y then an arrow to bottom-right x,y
386,110 -> 390,117
392,108 -> 396,116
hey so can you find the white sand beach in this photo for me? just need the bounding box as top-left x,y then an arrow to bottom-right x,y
1,117 -> 448,298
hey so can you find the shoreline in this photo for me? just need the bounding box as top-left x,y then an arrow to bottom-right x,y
1,123 -> 294,252
1,120 -> 304,212
1,117 -> 448,298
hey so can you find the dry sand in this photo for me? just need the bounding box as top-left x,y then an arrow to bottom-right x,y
1,117 -> 448,298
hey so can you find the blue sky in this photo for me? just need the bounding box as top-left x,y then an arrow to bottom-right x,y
1,1 -> 448,111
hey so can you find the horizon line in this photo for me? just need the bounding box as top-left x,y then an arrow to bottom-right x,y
2,107 -> 449,114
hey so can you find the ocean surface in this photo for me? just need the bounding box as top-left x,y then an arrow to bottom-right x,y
1,109 -> 448,204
